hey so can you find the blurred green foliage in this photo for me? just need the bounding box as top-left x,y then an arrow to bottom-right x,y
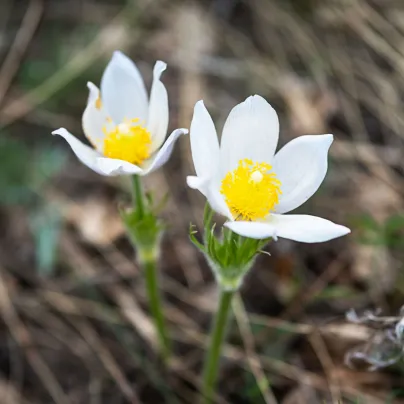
353,213 -> 404,248
242,370 -> 268,403
29,206 -> 62,275
18,23 -> 104,110
313,285 -> 357,300
387,387 -> 404,401
0,135 -> 66,205
0,135 -> 67,275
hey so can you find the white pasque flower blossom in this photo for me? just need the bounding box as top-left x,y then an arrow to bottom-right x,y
52,51 -> 188,176
187,95 -> 351,242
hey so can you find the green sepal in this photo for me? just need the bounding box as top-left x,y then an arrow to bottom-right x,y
121,206 -> 164,254
121,176 -> 167,257
193,203 -> 271,291
189,223 -> 206,253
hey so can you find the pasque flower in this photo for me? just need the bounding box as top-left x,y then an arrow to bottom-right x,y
53,51 -> 187,176
187,95 -> 350,242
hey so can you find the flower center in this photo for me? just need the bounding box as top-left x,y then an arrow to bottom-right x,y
103,119 -> 152,165
220,158 -> 282,221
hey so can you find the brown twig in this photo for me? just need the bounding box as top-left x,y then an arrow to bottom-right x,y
0,269 -> 70,404
0,0 -> 44,106
232,294 -> 278,404
42,292 -> 142,404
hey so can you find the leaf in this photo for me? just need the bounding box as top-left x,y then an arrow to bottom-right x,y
31,145 -> 67,189
29,206 -> 62,276
0,136 -> 33,206
314,285 -> 357,300
0,136 -> 67,207
189,223 -> 205,253
351,213 -> 384,246
384,214 -> 404,248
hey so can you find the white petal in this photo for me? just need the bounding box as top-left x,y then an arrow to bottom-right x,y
101,51 -> 148,124
82,82 -> 110,152
187,175 -> 209,196
142,128 -> 187,175
224,221 -> 276,239
273,134 -> 333,214
189,100 -> 220,179
187,174 -> 232,219
205,184 -> 233,219
220,95 -> 279,176
95,157 -> 143,176
52,128 -> 105,175
147,61 -> 169,153
268,214 -> 350,243
53,128 -> 143,176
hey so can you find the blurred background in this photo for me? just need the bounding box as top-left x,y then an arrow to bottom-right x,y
1,0 -> 404,402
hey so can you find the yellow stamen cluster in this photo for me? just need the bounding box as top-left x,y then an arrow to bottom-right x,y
103,119 -> 152,165
220,158 -> 282,221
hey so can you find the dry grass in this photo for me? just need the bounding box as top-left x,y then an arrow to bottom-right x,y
1,0 -> 404,402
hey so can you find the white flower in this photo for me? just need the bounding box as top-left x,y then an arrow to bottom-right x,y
187,95 -> 350,243
52,51 -> 188,176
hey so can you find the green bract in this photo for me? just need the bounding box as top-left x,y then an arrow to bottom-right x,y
121,206 -> 163,262
190,204 -> 270,290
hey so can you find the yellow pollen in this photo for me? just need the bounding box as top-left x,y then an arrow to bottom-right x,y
103,118 -> 152,165
95,96 -> 102,110
220,158 -> 282,221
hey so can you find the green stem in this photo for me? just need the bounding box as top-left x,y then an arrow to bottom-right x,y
132,175 -> 144,218
131,174 -> 170,360
202,288 -> 234,403
142,252 -> 171,361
